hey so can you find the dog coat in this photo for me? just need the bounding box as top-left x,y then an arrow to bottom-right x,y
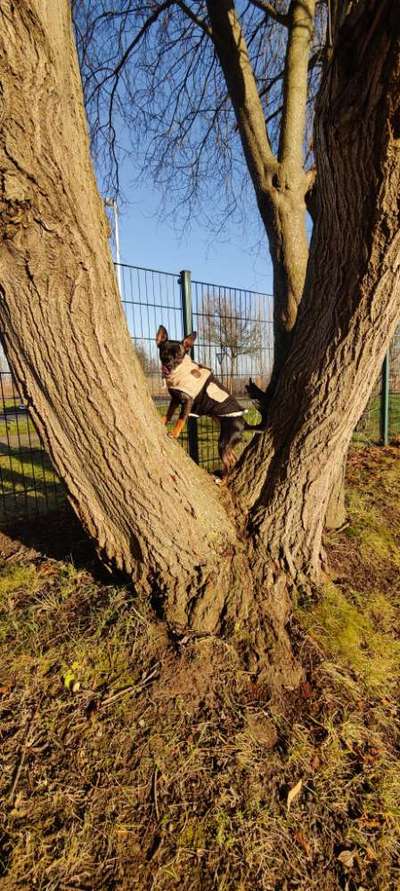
166,355 -> 245,418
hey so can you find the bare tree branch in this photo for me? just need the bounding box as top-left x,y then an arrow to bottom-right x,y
175,0 -> 213,37
279,0 -> 316,165
247,0 -> 289,26
86,0 -> 174,102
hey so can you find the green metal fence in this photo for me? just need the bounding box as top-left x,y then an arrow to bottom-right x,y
354,333 -> 400,445
0,260 -> 397,525
119,264 -> 273,471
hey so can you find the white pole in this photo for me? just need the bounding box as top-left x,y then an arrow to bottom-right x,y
105,198 -> 123,298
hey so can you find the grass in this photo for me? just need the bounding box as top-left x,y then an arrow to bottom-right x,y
1,446 -> 400,888
0,416 -> 30,437
354,392 -> 400,443
0,446 -> 64,525
298,582 -> 400,693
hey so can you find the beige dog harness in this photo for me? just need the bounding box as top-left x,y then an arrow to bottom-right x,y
166,354 -> 245,418
166,355 -> 212,398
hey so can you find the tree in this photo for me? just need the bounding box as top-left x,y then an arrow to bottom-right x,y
198,294 -> 263,392
0,0 -> 399,689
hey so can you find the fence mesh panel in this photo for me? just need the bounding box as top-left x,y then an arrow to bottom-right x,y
0,371 -> 64,522
118,264 -> 190,456
354,378 -> 382,443
191,276 -> 273,469
389,328 -> 400,435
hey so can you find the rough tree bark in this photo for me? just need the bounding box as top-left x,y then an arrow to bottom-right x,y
0,0 -> 398,687
205,0 -> 351,531
231,0 -> 400,579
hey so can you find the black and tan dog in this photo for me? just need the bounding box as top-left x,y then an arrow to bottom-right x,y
156,325 -> 257,475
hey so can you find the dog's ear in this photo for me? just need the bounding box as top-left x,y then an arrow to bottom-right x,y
156,325 -> 168,345
182,331 -> 197,352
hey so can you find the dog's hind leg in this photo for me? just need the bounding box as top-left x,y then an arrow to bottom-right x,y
218,417 -> 244,479
218,434 -> 230,479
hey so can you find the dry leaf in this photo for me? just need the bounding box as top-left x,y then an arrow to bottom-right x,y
294,830 -> 311,856
287,779 -> 303,811
337,850 -> 355,869
311,754 -> 321,770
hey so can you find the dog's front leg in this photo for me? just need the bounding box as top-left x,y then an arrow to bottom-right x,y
170,397 -> 193,439
161,394 -> 180,426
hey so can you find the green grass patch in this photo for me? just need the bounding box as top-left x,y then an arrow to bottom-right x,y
0,415 -> 30,437
298,582 -> 400,694
354,392 -> 400,442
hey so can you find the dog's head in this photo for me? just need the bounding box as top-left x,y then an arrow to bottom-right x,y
156,326 -> 197,377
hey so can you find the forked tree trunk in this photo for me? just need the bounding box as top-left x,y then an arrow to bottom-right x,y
205,0 -> 348,530
0,0 -> 398,689
264,186 -> 310,379
232,0 -> 400,579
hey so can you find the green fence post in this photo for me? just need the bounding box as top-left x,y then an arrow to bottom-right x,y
179,270 -> 199,464
380,353 -> 390,446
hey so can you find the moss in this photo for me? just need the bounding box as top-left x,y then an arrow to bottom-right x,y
178,819 -> 207,850
345,488 -> 400,567
0,563 -> 40,597
297,583 -> 400,694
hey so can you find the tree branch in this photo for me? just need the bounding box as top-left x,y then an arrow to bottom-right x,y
247,0 -> 289,26
175,0 -> 213,37
87,0 -> 174,102
206,0 -> 277,191
278,0 -> 316,166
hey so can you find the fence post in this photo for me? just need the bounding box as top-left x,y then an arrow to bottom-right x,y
179,269 -> 199,463
380,353 -> 390,446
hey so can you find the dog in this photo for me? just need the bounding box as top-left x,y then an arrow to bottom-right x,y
156,324 -> 255,476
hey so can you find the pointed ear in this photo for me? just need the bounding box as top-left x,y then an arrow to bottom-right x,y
156,325 -> 168,345
182,331 -> 197,352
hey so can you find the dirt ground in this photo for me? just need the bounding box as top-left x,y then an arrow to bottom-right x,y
1,446 -> 400,890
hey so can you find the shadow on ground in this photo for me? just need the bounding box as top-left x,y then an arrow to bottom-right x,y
0,507 -> 122,585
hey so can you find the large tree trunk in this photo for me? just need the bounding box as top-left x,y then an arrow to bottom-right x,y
0,0 -> 243,634
205,0 -> 348,530
0,1 -> 299,686
232,0 -> 400,580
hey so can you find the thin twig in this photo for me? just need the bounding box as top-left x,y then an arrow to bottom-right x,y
8,709 -> 36,804
152,765 -> 160,820
100,663 -> 160,708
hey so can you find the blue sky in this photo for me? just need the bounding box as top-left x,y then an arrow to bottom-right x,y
106,170 -> 274,296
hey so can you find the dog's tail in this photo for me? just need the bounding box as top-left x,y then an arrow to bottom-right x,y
244,377 -> 269,432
